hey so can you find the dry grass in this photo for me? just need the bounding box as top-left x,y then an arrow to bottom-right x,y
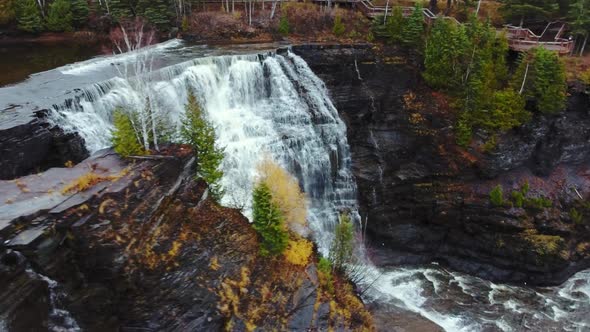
61,168 -> 130,194
61,172 -> 115,194
562,56 -> 590,83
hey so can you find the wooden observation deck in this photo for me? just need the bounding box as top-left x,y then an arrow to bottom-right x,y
504,23 -> 574,55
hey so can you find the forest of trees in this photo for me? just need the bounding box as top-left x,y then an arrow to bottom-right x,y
373,3 -> 570,147
1,0 -> 588,54
1,0 -> 198,32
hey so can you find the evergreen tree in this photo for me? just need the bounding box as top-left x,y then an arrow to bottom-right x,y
424,19 -> 470,91
111,109 -> 146,157
384,6 -> 404,44
16,0 -> 43,33
110,0 -> 136,21
332,15 -> 345,37
46,0 -> 73,32
513,48 -> 567,114
329,213 -> 354,271
568,0 -> 590,56
71,0 -> 90,27
137,0 -> 172,31
252,182 -> 289,256
487,89 -> 530,130
499,0 -> 558,25
463,17 -> 505,115
403,3 -> 425,48
180,89 -> 225,200
278,16 -> 290,35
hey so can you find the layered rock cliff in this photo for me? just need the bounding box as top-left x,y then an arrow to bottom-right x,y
0,147 -> 373,331
295,44 -> 590,286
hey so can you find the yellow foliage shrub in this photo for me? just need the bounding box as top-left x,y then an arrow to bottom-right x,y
284,238 -> 313,266
257,158 -> 308,233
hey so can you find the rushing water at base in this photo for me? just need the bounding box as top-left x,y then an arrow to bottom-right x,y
26,270 -> 81,332
42,43 -> 590,332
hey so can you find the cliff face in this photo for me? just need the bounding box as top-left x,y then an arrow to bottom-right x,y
0,109 -> 88,180
295,44 -> 590,286
0,147 -> 373,331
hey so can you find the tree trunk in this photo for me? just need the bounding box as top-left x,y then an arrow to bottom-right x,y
519,63 -> 529,95
429,0 -> 438,14
445,0 -> 451,15
580,34 -> 588,57
270,0 -> 277,19
383,0 -> 389,24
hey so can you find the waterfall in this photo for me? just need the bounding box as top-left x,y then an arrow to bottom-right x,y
50,50 -> 357,254
48,46 -> 590,332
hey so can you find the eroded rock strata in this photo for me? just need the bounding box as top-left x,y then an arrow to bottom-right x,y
295,44 -> 590,286
0,147 -> 373,331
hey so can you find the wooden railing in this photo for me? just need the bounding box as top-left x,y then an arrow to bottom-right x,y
504,24 -> 574,54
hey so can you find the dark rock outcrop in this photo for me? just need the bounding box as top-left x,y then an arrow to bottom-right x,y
295,44 -> 590,286
0,110 -> 88,180
0,147 -> 373,331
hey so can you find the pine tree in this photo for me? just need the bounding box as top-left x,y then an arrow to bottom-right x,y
16,0 -> 43,33
252,182 -> 289,256
46,0 -> 73,32
424,19 -> 470,91
329,213 -> 354,271
513,48 -> 567,114
71,0 -> 90,27
499,0 -> 558,25
110,0 -> 136,21
332,15 -> 345,37
403,3 -> 425,48
137,0 -> 172,31
278,16 -> 290,35
180,89 -> 225,200
111,109 -> 146,157
568,0 -> 590,56
384,6 -> 404,44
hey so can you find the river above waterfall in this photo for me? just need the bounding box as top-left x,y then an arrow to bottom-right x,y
1,40 -> 589,332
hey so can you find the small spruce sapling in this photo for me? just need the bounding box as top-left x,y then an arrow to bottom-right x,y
490,185 -> 504,207
252,182 -> 289,256
111,109 -> 147,157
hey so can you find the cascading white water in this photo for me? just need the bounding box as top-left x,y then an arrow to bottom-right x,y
50,50 -> 357,254
49,46 -> 590,332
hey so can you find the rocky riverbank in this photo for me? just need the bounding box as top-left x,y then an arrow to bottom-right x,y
294,44 -> 590,286
0,146 -> 375,331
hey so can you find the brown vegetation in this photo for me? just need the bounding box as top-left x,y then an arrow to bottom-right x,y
185,4 -> 371,42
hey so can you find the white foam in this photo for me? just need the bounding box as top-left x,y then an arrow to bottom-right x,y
59,39 -> 183,76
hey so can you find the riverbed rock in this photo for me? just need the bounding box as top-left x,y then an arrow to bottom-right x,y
295,44 -> 590,286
